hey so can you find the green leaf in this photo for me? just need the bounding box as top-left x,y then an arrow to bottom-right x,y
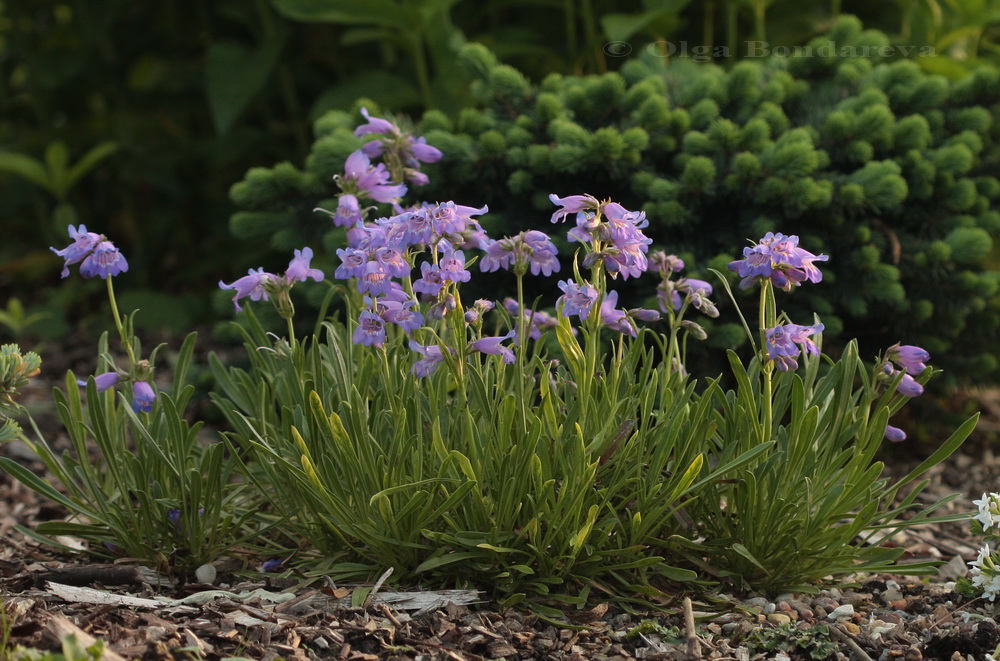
271,0 -> 419,30
64,141 -> 119,192
0,151 -> 51,191
205,35 -> 284,135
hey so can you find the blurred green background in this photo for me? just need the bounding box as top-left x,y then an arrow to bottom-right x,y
3,0 -> 999,343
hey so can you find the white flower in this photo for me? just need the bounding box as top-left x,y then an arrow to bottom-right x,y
969,544 -> 1000,601
973,492 -> 1000,532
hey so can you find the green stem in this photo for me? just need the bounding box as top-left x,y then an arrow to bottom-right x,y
759,281 -> 775,445
516,272 -> 528,433
105,277 -> 136,367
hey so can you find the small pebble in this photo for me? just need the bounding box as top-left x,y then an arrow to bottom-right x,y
842,621 -> 861,635
744,597 -> 769,608
883,588 -> 904,602
767,613 -> 792,625
827,604 -> 854,620
195,563 -> 217,584
891,598 -> 909,611
764,602 -> 776,614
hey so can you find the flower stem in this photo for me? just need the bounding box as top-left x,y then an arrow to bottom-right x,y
515,272 -> 528,432
105,276 -> 136,367
759,281 -> 775,445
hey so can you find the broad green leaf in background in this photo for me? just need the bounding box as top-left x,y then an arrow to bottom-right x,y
205,29 -> 286,135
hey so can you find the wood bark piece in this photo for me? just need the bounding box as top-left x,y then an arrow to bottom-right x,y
45,614 -> 128,661
34,564 -> 169,588
45,582 -> 197,612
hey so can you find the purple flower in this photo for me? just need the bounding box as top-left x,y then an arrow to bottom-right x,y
409,341 -> 447,377
471,331 -> 516,364
51,224 -> 102,278
76,372 -> 122,392
600,291 -> 636,337
343,150 -> 407,203
333,194 -> 363,227
168,508 -> 182,527
549,193 -> 599,224
896,372 -> 924,397
79,241 -> 129,279
219,267 -> 272,312
557,280 -> 599,319
132,381 -> 156,413
649,251 -> 684,276
261,558 -> 284,572
888,344 -> 930,375
409,138 -> 442,164
728,233 -> 829,291
438,245 -> 470,283
284,247 -> 325,283
628,307 -> 661,323
765,322 -> 824,371
335,248 -> 368,279
481,230 -> 559,276
375,246 -> 410,278
357,260 -> 393,296
353,309 -> 386,347
354,107 -> 397,136
381,297 -> 424,332
413,262 -> 445,296
884,425 -> 907,442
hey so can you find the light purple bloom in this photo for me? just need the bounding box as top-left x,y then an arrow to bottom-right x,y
649,251 -> 684,276
219,267 -> 272,312
884,425 -> 907,442
357,260 -> 393,296
409,341 -> 447,377
765,322 -> 825,371
413,262 -> 445,296
381,298 -> 424,332
375,246 -> 410,278
51,224 -> 103,278
354,107 -> 397,136
557,280 -> 599,319
409,138 -> 442,164
438,245 -> 470,283
480,239 -> 516,273
79,241 -> 129,279
549,193 -> 599,224
353,309 -> 386,347
343,150 -> 407,203
728,233 -> 829,291
132,381 -> 156,413
335,248 -> 368,279
285,247 -> 324,283
472,331 -> 516,364
888,344 -> 930,375
896,372 -> 924,397
481,230 -> 559,276
333,194 -> 362,227
76,372 -> 121,392
629,308 -> 661,323
600,291 -> 635,337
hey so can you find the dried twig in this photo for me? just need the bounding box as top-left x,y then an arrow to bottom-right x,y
684,596 -> 702,659
829,624 -> 874,661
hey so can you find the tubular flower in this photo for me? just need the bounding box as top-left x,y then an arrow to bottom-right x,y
76,372 -> 122,392
471,331 -> 516,364
284,247 -> 325,284
549,193 -> 600,224
437,244 -> 471,283
557,280 -> 600,319
883,364 -> 924,397
481,230 -> 560,276
765,322 -> 824,372
409,341 -> 448,377
79,241 -> 129,279
132,381 -> 156,413
884,425 -> 907,442
50,224 -> 103,278
219,268 -> 273,312
728,232 -> 829,291
353,309 -> 386,347
340,150 -> 407,203
887,343 -> 930,375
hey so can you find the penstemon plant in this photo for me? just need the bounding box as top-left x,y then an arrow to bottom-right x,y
0,227 -> 258,575
669,234 -> 978,592
1,106 -> 981,602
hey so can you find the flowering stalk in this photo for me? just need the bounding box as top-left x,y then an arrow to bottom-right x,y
105,276 -> 137,367
759,279 -> 776,445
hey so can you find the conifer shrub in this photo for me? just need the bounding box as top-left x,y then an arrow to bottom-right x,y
229,16 -> 1000,386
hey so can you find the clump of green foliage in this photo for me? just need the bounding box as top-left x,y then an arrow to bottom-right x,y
229,15 -> 1000,387
744,621 -> 839,660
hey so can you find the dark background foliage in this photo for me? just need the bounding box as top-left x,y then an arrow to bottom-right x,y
3,0 -> 998,391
